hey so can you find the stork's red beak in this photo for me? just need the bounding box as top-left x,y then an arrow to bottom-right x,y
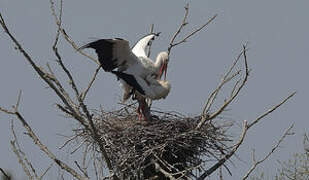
159,62 -> 168,80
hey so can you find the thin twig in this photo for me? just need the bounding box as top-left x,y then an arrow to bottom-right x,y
247,92 -> 296,129
0,168 -> 11,180
46,63 -> 75,106
70,139 -> 87,154
39,163 -> 53,180
75,161 -> 89,178
10,119 -> 33,179
10,140 -> 33,179
80,66 -> 101,101
14,90 -> 22,111
167,3 -> 189,56
173,14 -> 217,47
58,133 -> 80,150
82,144 -> 90,175
11,114 -> 39,179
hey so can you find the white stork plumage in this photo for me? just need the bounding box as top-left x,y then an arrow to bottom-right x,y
79,33 -> 171,120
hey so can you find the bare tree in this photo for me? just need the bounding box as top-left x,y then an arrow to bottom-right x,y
0,1 -> 295,179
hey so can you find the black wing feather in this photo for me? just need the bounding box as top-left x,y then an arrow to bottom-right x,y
111,71 -> 145,95
80,39 -> 118,71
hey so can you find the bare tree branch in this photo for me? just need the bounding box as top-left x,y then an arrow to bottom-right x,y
0,12 -> 87,127
196,45 -> 249,130
80,66 -> 101,101
50,1 -> 82,103
247,92 -> 296,129
242,124 -> 294,180
49,0 -> 100,65
51,4 -> 114,171
10,120 -> 39,180
10,140 -> 33,179
0,89 -> 87,180
167,3 -> 189,56
167,3 -> 217,56
202,47 -> 247,118
46,63 -> 75,106
172,14 -> 217,47
1,7 -> 117,178
12,110 -> 86,179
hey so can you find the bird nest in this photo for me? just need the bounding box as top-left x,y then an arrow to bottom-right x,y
76,105 -> 232,179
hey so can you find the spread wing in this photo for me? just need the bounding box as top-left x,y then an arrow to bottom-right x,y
131,33 -> 160,58
79,38 -> 138,72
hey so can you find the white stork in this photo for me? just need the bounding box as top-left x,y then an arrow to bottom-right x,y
79,33 -> 171,120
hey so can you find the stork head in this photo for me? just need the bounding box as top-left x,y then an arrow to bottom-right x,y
157,51 -> 169,80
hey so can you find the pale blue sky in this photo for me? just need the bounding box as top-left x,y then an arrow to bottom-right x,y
1,0 -> 308,179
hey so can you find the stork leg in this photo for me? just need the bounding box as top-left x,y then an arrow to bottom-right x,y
137,104 -> 143,121
135,94 -> 151,121
140,98 -> 151,121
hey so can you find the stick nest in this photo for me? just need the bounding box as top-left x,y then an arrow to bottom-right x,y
77,105 -> 232,179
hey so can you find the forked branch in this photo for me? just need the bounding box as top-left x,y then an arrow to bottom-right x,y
49,0 -> 99,65
196,45 -> 249,130
167,3 -> 217,57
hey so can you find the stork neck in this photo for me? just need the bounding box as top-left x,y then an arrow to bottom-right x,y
154,55 -> 164,69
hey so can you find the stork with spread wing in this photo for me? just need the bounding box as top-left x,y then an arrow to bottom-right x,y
79,33 -> 171,120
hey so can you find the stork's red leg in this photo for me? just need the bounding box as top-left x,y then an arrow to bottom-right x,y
135,94 -> 151,121
137,105 -> 143,121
